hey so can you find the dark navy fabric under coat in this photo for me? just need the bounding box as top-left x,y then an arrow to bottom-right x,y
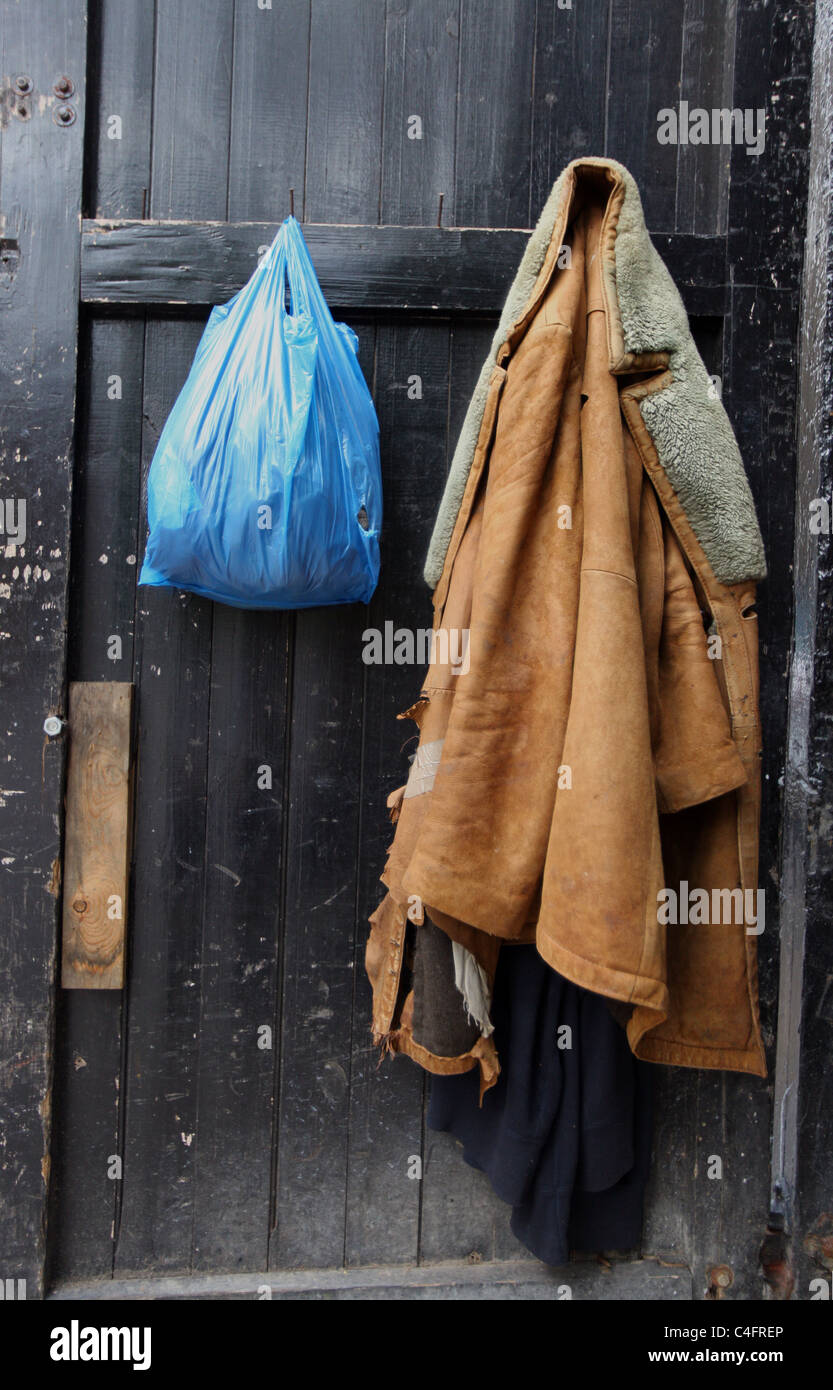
428,943 -> 654,1266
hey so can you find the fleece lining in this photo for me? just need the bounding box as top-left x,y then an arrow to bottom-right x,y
424,157 -> 766,590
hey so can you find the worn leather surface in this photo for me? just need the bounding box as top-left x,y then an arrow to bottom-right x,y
366,166 -> 766,1091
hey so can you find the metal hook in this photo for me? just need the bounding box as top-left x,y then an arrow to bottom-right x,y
437,192 -> 444,228
289,187 -> 295,219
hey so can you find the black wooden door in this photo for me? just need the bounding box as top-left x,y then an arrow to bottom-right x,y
2,0 -> 828,1301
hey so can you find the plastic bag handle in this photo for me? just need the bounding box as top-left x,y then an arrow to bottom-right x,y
281,216 -> 334,325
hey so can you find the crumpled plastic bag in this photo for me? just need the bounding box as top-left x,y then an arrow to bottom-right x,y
139,215 -> 381,609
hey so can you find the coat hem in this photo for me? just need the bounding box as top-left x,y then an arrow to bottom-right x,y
535,934 -> 670,1021
632,1034 -> 767,1078
372,1023 -> 500,1103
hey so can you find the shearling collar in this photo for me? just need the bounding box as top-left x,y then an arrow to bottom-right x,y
424,157 -> 766,590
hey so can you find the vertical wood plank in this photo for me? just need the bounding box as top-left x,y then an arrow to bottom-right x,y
85,0 -> 154,217
724,0 -> 814,1296
270,603 -> 368,1268
421,1130 -> 536,1264
49,313 -> 146,1283
269,0 -> 387,1271
150,0 -> 235,221
48,0 -> 151,1286
190,607 -> 292,1271
346,320 -> 452,1266
0,0 -> 87,1296
721,282 -> 802,1300
530,0 -> 610,217
61,682 -> 134,990
269,323 -> 375,1269
304,0 -> 386,222
641,1068 -> 697,1268
343,5 -> 461,1269
227,0 -> 310,222
187,0 -> 309,1276
114,0 -> 235,1275
445,322 -> 497,455
380,0 -> 460,227
113,317 -> 214,1274
605,1 -> 684,231
675,0 -> 737,235
454,0 -> 537,227
785,0 -> 833,1301
727,0 -> 810,295
678,0 -> 812,1297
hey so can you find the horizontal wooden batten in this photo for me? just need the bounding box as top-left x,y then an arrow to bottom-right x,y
80,220 -> 729,317
46,1256 -> 691,1301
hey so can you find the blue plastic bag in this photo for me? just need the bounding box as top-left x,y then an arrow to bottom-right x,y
138,217 -> 381,609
